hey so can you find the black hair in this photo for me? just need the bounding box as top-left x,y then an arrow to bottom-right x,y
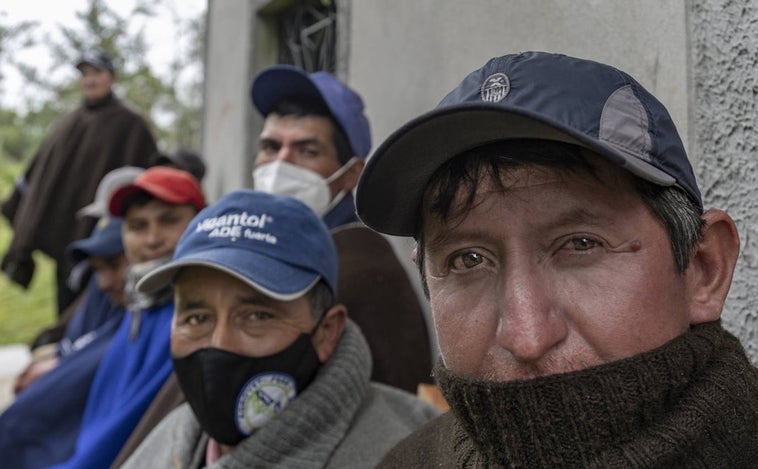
121,191 -> 156,216
268,96 -> 354,163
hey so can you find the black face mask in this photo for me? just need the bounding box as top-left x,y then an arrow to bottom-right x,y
172,333 -> 321,445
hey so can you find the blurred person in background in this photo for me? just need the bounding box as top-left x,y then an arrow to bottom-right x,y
1,50 -> 156,314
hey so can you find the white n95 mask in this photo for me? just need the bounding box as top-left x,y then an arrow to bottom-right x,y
252,159 -> 357,217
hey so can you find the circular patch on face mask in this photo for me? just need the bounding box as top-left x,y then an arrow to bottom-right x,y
235,372 -> 297,435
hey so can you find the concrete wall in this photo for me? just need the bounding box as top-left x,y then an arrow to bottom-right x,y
348,0 -> 691,161
202,0 -> 758,363
690,0 -> 758,361
202,0 -> 276,203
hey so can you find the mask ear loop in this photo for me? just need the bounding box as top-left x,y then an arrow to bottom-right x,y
323,157 -> 359,214
324,157 -> 358,185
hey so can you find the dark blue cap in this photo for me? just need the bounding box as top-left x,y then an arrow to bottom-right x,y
67,216 -> 124,262
251,65 -> 372,159
356,51 -> 701,236
76,51 -> 115,73
137,190 -> 338,301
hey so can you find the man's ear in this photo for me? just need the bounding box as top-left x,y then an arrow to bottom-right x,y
312,304 -> 347,362
687,209 -> 740,324
338,158 -> 365,192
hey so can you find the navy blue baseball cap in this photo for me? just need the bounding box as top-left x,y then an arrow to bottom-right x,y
251,65 -> 372,159
67,216 -> 124,263
76,51 -> 116,73
137,190 -> 338,301
356,51 -> 701,236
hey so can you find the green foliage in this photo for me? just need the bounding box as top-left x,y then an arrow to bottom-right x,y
0,161 -> 56,345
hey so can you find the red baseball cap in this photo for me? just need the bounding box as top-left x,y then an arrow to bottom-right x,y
109,166 -> 206,216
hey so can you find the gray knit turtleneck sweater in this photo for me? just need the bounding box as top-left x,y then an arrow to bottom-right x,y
120,320 -> 439,469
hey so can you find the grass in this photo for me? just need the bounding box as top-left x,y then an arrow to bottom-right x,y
0,161 -> 57,346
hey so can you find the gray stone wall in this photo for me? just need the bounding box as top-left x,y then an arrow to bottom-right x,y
690,0 -> 758,362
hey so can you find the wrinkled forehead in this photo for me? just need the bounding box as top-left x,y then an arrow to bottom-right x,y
262,112 -> 338,141
418,153 -> 635,236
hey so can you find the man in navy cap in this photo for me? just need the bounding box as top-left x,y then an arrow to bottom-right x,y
1,49 -> 156,314
120,190 -> 438,468
249,66 -> 434,395
357,51 -> 758,467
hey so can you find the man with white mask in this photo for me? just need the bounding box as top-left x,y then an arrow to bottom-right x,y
249,65 -> 435,396
251,65 -> 369,227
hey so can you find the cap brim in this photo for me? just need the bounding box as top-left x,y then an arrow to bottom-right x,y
136,247 -> 321,302
356,103 -> 676,236
76,61 -> 110,72
67,234 -> 123,263
251,66 -> 323,116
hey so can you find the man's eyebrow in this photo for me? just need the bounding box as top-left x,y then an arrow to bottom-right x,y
290,138 -> 326,148
259,137 -> 324,147
258,137 -> 279,146
423,207 -> 613,252
236,292 -> 275,306
177,298 -> 206,310
178,291 -> 275,310
546,207 -> 612,230
424,227 -> 490,254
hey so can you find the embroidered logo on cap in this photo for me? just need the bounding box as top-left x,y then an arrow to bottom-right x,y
235,372 -> 296,435
194,211 -> 277,244
481,73 -> 510,103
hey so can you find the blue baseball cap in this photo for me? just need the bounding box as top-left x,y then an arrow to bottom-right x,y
251,65 -> 372,159
356,51 -> 701,236
67,216 -> 124,263
137,190 -> 338,301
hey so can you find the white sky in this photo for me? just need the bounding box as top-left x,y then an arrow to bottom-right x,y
0,0 -> 206,111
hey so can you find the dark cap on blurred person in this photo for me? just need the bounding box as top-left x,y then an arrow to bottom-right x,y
76,51 -> 116,73
108,166 -> 206,217
67,216 -> 124,263
155,149 -> 206,182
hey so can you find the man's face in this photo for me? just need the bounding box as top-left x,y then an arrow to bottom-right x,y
171,266 -> 320,359
122,199 -> 197,264
78,64 -> 114,102
422,158 -> 696,381
255,114 -> 347,196
90,254 -> 129,306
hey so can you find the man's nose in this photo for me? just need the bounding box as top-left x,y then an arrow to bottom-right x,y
276,144 -> 296,163
209,321 -> 233,350
496,264 -> 567,363
144,223 -> 164,247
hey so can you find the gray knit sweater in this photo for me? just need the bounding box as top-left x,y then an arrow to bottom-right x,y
120,321 -> 439,469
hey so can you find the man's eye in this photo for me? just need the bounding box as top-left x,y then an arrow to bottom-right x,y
296,146 -> 320,158
249,311 -> 273,321
451,252 -> 484,269
259,141 -> 279,153
567,237 -> 599,251
184,313 -> 208,326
